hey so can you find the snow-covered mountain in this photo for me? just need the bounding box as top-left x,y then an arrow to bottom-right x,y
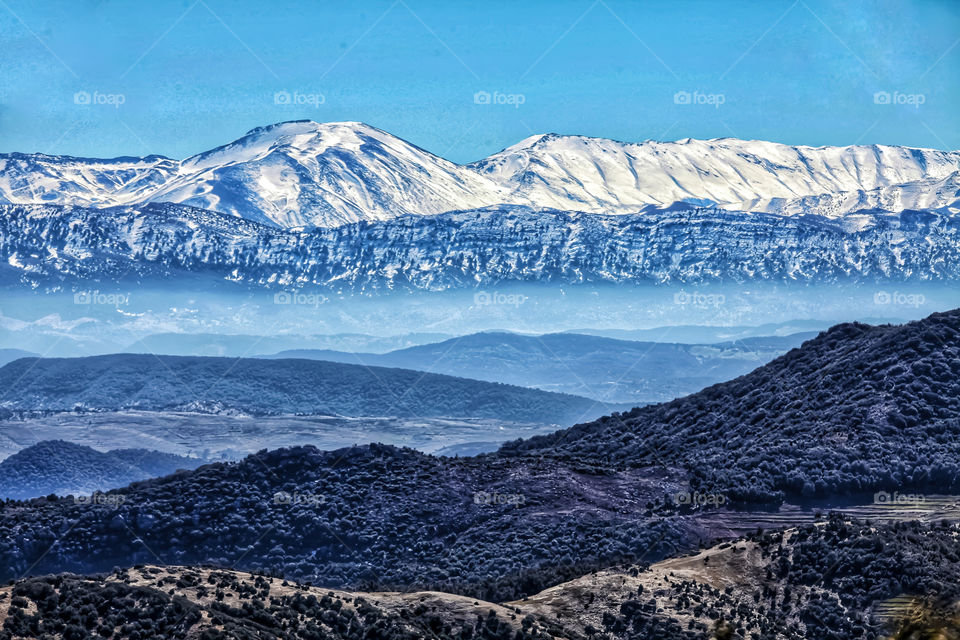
1,121 -> 958,227
0,122 -> 503,227
140,121 -> 510,227
726,170 -> 960,218
0,153 -> 177,208
471,133 -> 960,215
3,202 -> 959,289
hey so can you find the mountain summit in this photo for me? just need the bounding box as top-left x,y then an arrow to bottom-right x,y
2,121 -> 957,227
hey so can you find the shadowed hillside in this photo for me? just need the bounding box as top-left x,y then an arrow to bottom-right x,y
503,310 -> 960,504
0,440 -> 205,500
2,517 -> 958,639
0,354 -> 615,424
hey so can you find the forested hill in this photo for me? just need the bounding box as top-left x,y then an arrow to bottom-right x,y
2,517 -> 958,640
0,443 -> 690,599
502,309 -> 960,503
0,440 -> 204,500
0,354 -> 612,424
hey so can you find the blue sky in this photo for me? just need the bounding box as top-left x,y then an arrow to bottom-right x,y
0,0 -> 957,162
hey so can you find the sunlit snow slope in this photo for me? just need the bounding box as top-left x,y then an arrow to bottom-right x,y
1,121 -> 957,227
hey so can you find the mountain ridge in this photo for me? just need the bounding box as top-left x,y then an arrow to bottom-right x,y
4,202 -> 960,290
2,120 -> 957,227
0,353 -> 617,424
262,330 -> 816,403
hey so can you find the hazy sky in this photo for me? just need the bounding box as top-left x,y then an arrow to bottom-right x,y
0,0 -> 957,162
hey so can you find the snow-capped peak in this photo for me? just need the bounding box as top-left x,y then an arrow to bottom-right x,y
183,121 -> 429,170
